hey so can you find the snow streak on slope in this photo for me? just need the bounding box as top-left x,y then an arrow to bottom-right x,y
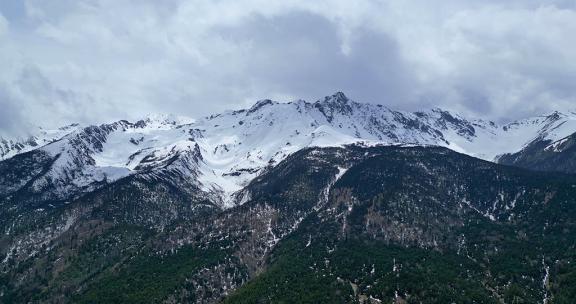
2,92 -> 576,208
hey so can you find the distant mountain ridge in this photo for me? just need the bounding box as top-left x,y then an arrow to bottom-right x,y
2,92 -> 576,208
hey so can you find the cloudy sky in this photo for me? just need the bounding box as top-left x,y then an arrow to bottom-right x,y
1,0 -> 575,137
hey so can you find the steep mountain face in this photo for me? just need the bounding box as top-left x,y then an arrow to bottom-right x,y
2,145 -> 576,303
2,93 -> 576,303
226,146 -> 576,303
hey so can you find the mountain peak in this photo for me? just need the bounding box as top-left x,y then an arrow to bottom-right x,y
319,91 -> 350,104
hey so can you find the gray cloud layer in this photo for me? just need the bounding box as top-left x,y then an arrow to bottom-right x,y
1,0 -> 575,137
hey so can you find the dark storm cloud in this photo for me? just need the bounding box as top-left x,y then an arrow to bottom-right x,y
213,11 -> 414,105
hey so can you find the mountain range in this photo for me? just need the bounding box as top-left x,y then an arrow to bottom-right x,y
2,92 -> 576,303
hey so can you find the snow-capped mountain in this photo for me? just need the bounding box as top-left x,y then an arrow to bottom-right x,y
0,123 -> 81,160
4,92 -> 576,304
3,92 -> 576,208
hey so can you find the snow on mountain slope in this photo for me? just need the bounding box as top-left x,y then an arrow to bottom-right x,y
506,111 -> 576,152
410,108 -> 576,160
30,117 -> 203,202
2,92 -> 576,208
0,123 -> 81,160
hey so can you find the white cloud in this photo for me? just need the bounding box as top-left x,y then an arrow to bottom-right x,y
0,11 -> 8,37
0,0 -> 575,137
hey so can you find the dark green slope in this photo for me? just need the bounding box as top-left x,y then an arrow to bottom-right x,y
225,146 -> 576,304
2,145 -> 576,303
0,168 -> 221,303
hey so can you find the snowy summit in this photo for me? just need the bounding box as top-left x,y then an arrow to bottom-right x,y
2,92 -> 576,208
